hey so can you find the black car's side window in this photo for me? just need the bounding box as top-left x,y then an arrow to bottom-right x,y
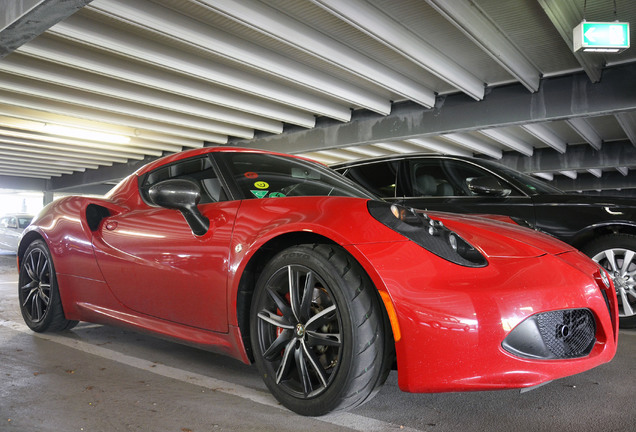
140,156 -> 227,204
343,161 -> 398,198
408,159 -> 521,197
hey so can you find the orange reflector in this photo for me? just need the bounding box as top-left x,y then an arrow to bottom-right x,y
379,290 -> 401,342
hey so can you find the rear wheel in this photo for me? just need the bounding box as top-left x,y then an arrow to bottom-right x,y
583,234 -> 636,328
250,244 -> 390,416
18,240 -> 78,332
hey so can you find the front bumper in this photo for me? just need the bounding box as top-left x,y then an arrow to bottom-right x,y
350,242 -> 618,393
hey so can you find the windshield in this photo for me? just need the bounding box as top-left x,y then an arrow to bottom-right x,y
480,161 -> 564,196
217,152 -> 376,200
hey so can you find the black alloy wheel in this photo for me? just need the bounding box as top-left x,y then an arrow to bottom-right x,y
250,244 -> 391,416
18,240 -> 77,332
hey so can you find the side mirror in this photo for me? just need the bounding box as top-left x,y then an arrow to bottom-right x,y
148,179 -> 210,236
466,176 -> 511,197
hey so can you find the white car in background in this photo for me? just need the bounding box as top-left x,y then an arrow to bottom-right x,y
0,214 -> 34,253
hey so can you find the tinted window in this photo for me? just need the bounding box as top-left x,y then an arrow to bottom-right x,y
140,156 -> 226,204
341,161 -> 398,198
217,152 -> 374,200
408,159 -> 522,197
487,163 -> 564,195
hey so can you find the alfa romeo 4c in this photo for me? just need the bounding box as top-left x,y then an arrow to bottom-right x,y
18,147 -> 618,416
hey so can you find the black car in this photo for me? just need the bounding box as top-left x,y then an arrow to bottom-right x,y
333,154 -> 636,328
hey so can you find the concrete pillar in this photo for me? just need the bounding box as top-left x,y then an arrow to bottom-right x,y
43,191 -> 54,206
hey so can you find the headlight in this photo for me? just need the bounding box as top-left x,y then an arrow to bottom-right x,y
368,201 -> 487,268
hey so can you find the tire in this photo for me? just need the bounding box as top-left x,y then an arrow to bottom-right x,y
250,244 -> 390,416
582,234 -> 636,328
18,240 -> 78,332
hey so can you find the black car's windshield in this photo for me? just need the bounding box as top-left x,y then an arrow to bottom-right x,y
217,152 -> 376,200
481,161 -> 564,196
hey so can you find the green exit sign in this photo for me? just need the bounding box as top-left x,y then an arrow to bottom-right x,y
573,21 -> 630,53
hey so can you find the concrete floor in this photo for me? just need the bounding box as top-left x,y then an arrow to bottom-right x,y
1,250 -> 635,432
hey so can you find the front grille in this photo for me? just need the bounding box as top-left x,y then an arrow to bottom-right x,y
536,309 -> 596,358
502,308 -> 597,360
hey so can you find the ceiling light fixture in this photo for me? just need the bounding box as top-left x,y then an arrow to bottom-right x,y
0,93 -> 228,144
41,124 -> 131,144
0,115 -> 131,145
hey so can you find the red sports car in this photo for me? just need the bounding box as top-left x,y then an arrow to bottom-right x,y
18,147 -> 618,416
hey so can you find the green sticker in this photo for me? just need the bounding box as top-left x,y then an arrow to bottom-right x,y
269,192 -> 285,198
251,190 -> 269,198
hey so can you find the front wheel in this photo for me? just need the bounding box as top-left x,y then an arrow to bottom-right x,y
582,234 -> 636,328
18,240 -> 78,332
250,244 -> 390,416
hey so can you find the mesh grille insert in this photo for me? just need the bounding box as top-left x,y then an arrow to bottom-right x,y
536,309 -> 596,358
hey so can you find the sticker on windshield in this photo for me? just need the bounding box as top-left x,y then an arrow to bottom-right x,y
254,181 -> 269,189
244,172 -> 258,179
251,190 -> 269,199
269,192 -> 285,198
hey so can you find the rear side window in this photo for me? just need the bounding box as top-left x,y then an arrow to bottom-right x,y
140,156 -> 227,204
341,161 -> 398,198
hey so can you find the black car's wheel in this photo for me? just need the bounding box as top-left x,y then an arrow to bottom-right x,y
250,244 -> 390,416
583,234 -> 636,328
18,240 -> 78,332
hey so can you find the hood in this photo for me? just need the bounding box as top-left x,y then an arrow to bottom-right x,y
429,211 -> 575,259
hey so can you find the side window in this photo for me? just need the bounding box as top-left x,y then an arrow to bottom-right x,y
342,161 -> 398,198
0,217 -> 8,228
140,156 -> 227,205
408,159 -> 459,196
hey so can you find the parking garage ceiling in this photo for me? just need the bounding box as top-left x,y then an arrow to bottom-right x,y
1,0 -> 635,195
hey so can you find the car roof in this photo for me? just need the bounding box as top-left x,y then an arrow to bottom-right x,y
135,146 -> 322,177
330,153 -> 480,169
